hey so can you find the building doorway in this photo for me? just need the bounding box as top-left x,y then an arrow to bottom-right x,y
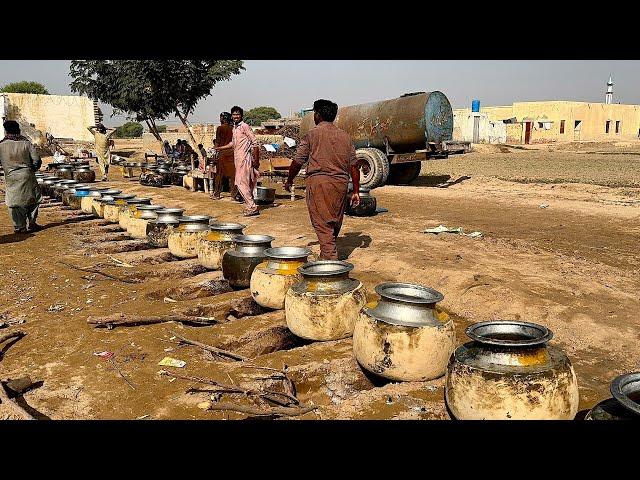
524,122 -> 532,144
472,116 -> 480,143
574,120 -> 582,141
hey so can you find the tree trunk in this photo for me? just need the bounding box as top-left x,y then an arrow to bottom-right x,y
144,118 -> 164,150
175,108 -> 200,170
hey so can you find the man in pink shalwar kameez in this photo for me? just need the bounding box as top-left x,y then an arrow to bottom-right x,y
216,106 -> 261,216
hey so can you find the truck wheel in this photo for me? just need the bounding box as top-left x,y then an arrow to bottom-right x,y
355,148 -> 389,189
387,162 -> 422,185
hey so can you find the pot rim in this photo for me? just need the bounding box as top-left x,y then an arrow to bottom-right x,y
209,222 -> 246,231
178,215 -> 211,223
232,234 -> 275,244
136,204 -> 165,210
156,208 -> 185,215
265,247 -> 311,260
298,260 -> 353,277
375,282 -> 443,305
126,197 -> 152,204
112,194 -> 136,200
610,372 -> 640,416
465,320 -> 553,347
100,189 -> 122,195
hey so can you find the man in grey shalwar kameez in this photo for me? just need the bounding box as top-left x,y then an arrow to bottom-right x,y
0,121 -> 43,233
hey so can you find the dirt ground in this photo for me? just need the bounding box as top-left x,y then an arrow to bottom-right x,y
0,141 -> 639,420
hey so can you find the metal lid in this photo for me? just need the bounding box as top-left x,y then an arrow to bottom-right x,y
375,282 -> 443,305
465,320 -> 553,347
265,247 -> 311,260
298,260 -> 354,277
610,372 -> 640,416
178,215 -> 211,223
209,222 -> 246,231
232,234 -> 275,244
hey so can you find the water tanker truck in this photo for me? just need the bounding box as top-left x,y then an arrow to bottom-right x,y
300,91 -> 454,189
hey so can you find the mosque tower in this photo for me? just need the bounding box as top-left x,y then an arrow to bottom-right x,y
606,75 -> 614,104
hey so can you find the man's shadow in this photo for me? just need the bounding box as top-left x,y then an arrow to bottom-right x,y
307,231 -> 372,260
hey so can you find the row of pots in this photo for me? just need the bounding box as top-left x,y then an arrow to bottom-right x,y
46,162 -> 96,183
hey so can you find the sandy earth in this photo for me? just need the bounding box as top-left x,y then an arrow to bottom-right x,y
0,144 -> 638,420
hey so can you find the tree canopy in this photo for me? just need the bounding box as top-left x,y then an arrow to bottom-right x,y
114,121 -> 144,138
244,106 -> 281,126
69,60 -> 244,149
1,81 -> 49,95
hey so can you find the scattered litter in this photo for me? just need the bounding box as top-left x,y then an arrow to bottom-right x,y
136,414 -> 150,420
158,357 -> 186,368
466,231 -> 483,238
163,347 -> 174,352
283,137 -> 296,148
539,203 -> 549,209
47,303 -> 66,312
262,144 -> 277,153
94,351 -> 114,359
169,377 -> 176,383
424,225 -> 483,238
163,297 -> 178,303
169,336 -> 176,341
108,255 -> 134,268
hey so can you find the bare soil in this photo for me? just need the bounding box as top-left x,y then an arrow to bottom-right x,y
0,143 -> 639,420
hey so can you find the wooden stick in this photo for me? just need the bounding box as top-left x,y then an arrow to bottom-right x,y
205,402 -> 316,418
0,331 -> 26,346
0,380 -> 36,420
57,261 -> 139,284
88,313 -> 222,329
170,331 -> 247,362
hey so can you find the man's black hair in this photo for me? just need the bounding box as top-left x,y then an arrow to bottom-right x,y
231,106 -> 243,116
313,99 -> 338,122
221,112 -> 232,124
3,120 -> 20,135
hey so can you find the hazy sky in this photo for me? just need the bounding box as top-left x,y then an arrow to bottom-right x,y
1,60 -> 637,127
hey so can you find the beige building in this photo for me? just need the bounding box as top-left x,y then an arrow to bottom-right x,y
454,101 -> 640,144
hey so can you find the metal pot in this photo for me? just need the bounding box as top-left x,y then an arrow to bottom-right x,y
250,247 -> 311,310
65,185 -> 91,209
586,373 -> 640,420
197,222 -> 246,270
140,171 -> 165,187
171,167 -> 190,186
222,234 -> 275,288
155,208 -> 184,223
353,282 -> 455,381
73,166 -> 96,183
284,260 -> 366,341
255,186 -> 276,205
103,193 -> 136,223
167,216 -> 212,258
157,168 -> 172,185
80,187 -> 110,213
41,177 -> 61,197
147,220 -> 178,247
56,166 -> 74,180
445,320 -> 580,420
54,180 -> 78,200
120,197 -> 153,230
127,205 -> 165,239
88,189 -> 121,216
346,187 -> 377,216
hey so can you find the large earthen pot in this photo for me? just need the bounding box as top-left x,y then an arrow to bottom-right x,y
586,373 -> 640,420
92,190 -> 121,218
284,260 -> 366,341
445,320 -> 580,420
62,184 -> 88,207
53,180 -> 78,200
81,187 -> 116,214
103,193 -> 135,223
167,215 -> 212,258
119,197 -> 152,231
56,165 -> 74,180
66,185 -> 92,210
41,177 -> 59,197
127,204 -> 165,239
353,282 -> 455,381
250,247 -> 311,310
72,166 -> 96,183
221,234 -> 274,289
197,222 -> 246,270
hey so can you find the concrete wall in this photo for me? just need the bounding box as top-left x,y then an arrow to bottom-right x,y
2,93 -> 95,142
453,111 -> 506,143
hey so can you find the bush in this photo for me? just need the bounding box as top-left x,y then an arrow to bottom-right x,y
156,125 -> 167,133
244,106 -> 281,126
1,81 -> 49,95
114,121 -> 144,138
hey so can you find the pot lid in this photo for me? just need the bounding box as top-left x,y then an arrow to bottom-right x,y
265,247 -> 311,260
209,222 -> 246,231
610,372 -> 640,416
298,260 -> 353,277
233,234 -> 275,244
465,320 -> 553,347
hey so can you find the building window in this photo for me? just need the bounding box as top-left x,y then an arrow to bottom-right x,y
616,121 -> 621,134
606,121 -> 611,134
560,120 -> 565,134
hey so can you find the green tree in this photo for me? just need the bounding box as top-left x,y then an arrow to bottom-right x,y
1,81 -> 49,95
244,106 -> 281,126
156,125 -> 167,133
114,121 -> 144,138
69,60 -> 244,153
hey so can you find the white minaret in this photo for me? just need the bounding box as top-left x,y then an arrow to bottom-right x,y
606,75 -> 614,104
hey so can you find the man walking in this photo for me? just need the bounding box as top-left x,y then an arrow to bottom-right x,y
212,112 -> 238,200
216,106 -> 260,216
87,123 -> 116,181
284,99 -> 360,260
0,120 -> 43,233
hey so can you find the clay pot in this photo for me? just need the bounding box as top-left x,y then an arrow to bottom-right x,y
56,166 -> 74,180
62,184 -> 87,207
73,166 -> 96,183
41,177 -> 60,197
147,220 -> 178,247
90,189 -> 122,217
119,197 -> 152,231
103,193 -> 135,223
353,283 -> 455,381
445,321 -> 580,420
284,260 -> 366,341
197,222 -> 246,270
255,186 -> 276,205
127,205 -> 165,239
346,186 -> 377,216
586,373 -> 640,420
222,235 -> 274,289
167,215 -> 212,258
66,185 -> 92,210
81,187 -> 114,214
250,247 -> 311,310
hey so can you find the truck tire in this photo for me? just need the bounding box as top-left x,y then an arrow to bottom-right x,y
387,162 -> 422,185
356,148 -> 389,189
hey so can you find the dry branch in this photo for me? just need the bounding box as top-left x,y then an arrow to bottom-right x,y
170,331 -> 247,361
57,261 -> 139,284
88,313 -> 223,329
0,331 -> 26,346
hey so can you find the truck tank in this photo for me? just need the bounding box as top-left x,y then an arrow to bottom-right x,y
300,91 -> 453,154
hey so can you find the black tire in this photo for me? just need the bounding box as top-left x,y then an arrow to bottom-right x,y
387,162 -> 422,185
355,148 -> 389,189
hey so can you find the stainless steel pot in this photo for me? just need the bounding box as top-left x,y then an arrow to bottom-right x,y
222,234 -> 275,288
176,215 -> 211,232
586,373 -> 640,420
156,208 -> 184,223
346,186 -> 377,216
255,186 -> 276,205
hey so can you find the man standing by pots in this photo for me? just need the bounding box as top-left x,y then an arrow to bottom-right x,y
212,112 -> 238,200
87,123 -> 116,181
0,120 -> 43,233
216,106 -> 260,217
284,99 -> 360,260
